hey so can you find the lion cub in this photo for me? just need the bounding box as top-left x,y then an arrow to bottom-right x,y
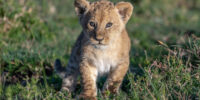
55,0 -> 133,99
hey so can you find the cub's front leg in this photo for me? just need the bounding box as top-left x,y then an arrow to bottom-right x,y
102,61 -> 129,96
79,61 -> 98,100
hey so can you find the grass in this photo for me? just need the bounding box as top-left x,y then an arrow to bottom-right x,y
0,0 -> 200,99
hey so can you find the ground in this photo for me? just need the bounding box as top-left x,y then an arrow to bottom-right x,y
0,0 -> 200,99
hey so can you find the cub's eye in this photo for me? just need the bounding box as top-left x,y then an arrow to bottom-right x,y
89,21 -> 96,27
106,22 -> 113,28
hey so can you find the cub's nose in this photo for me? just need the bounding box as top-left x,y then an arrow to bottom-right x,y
95,36 -> 104,42
94,33 -> 104,42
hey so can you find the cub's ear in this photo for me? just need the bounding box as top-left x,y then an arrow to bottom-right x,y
115,2 -> 133,24
74,0 -> 90,16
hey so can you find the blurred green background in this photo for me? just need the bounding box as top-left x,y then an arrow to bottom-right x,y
0,0 -> 200,99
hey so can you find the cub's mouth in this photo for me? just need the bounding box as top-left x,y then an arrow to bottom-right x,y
89,39 -> 108,49
91,41 -> 106,46
97,41 -> 104,45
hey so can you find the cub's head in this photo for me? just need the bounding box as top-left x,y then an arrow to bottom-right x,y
74,0 -> 133,46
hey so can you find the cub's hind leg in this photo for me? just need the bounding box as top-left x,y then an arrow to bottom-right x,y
61,71 -> 78,92
54,59 -> 79,92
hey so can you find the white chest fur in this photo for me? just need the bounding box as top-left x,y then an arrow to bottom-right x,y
92,50 -> 118,76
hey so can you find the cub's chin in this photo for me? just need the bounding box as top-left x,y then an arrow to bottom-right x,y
92,44 -> 108,49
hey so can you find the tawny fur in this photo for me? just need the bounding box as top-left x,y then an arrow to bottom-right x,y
54,0 -> 133,99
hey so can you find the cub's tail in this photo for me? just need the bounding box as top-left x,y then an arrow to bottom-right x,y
54,59 -> 66,79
